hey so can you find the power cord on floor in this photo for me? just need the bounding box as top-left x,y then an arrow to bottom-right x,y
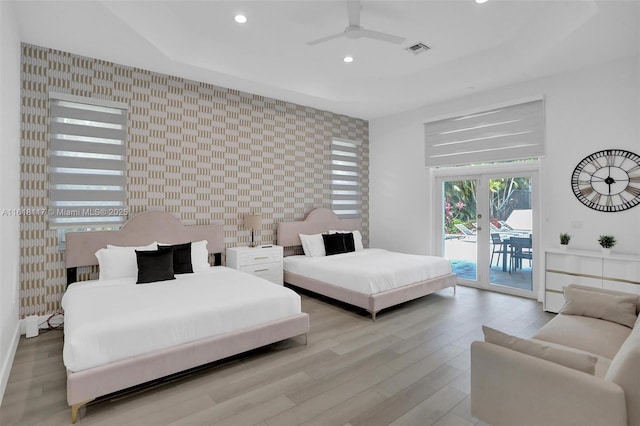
38,310 -> 64,333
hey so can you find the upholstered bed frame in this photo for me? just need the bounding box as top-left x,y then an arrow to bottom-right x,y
64,211 -> 310,423
277,208 -> 457,321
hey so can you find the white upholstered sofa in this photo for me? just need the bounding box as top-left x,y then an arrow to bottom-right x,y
471,284 -> 640,426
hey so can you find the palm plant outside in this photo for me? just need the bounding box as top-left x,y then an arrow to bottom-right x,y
444,177 -> 531,235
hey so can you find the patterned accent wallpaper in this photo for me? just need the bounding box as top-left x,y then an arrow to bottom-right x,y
20,44 -> 369,317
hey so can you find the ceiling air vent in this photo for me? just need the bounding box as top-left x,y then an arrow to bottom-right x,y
406,42 -> 430,55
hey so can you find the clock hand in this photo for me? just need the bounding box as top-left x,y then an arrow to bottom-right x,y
604,174 -> 616,194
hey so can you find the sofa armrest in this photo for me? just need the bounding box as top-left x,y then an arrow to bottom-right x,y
471,341 -> 627,426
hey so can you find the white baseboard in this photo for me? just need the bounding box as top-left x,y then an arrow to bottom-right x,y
0,321 -> 21,405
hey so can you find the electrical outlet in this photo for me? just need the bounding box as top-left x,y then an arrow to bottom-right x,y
571,220 -> 582,229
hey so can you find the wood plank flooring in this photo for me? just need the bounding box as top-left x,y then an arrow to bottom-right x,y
0,286 -> 554,425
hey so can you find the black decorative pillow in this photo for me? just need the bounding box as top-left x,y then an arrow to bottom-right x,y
343,232 -> 356,253
135,249 -> 175,284
322,233 -> 347,256
158,242 -> 193,274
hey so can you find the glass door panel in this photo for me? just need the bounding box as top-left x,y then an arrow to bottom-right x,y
442,179 -> 478,283
487,176 -> 533,292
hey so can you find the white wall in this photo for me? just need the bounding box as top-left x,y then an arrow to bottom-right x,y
0,1 -> 22,403
370,55 -> 640,258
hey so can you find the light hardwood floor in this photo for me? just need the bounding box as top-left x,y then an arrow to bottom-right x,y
0,286 -> 554,426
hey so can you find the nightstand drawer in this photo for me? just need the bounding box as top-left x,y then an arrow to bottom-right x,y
239,250 -> 281,265
239,262 -> 283,285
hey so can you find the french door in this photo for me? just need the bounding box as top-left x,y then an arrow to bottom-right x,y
435,165 -> 538,297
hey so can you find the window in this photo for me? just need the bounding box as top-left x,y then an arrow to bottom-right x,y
424,98 -> 545,167
331,139 -> 361,219
49,93 -> 128,235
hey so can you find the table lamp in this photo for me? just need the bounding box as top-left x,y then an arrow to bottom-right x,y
244,214 -> 262,247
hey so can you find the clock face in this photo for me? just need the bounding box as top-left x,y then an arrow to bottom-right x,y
571,149 -> 640,212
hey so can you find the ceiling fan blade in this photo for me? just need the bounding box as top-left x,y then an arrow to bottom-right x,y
306,32 -> 345,46
346,0 -> 361,27
357,28 -> 406,44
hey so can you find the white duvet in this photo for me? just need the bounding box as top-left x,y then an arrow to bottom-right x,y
283,248 -> 452,295
62,267 -> 302,372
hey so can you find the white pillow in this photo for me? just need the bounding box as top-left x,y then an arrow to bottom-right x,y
157,240 -> 210,272
97,242 -> 158,280
299,234 -> 326,257
329,230 -> 364,251
191,240 -> 210,272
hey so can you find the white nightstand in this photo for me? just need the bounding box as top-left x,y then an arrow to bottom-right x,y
226,245 -> 284,285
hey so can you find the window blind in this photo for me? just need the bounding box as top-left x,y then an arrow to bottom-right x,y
424,99 -> 545,167
49,95 -> 128,228
331,139 -> 361,219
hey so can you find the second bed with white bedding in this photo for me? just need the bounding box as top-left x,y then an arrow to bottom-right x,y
62,266 -> 302,372
283,248 -> 452,295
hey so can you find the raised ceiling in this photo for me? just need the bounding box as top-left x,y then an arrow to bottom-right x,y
11,0 -> 640,120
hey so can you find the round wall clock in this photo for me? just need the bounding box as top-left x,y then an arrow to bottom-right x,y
571,149 -> 640,212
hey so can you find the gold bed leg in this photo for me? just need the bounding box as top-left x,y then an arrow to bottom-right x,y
71,400 -> 92,424
371,311 -> 377,322
304,333 -> 308,346
454,285 -> 457,295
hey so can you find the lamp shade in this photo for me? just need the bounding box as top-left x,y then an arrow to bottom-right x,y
244,214 -> 262,230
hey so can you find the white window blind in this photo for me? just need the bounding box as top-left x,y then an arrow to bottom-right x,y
49,94 -> 128,229
331,139 -> 361,219
424,99 -> 545,167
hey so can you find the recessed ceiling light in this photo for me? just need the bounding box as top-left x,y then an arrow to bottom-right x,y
476,0 -> 488,3
234,14 -> 247,24
343,56 -> 354,63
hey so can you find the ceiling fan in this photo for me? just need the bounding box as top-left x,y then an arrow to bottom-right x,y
307,1 -> 406,46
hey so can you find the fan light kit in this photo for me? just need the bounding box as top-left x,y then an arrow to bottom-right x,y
343,56 -> 354,63
234,14 -> 247,24
307,0 -> 406,46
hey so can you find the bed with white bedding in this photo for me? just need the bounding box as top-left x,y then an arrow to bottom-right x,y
63,211 -> 309,423
62,267 -> 302,372
277,209 -> 456,320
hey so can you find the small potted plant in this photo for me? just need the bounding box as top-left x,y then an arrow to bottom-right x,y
559,233 -> 571,249
598,235 -> 616,255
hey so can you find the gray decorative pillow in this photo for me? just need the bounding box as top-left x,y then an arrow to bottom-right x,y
483,325 -> 597,375
560,285 -> 637,328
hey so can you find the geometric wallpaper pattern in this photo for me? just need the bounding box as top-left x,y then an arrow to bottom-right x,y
20,43 -> 369,317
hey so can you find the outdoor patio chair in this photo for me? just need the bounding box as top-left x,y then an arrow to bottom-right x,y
509,236 -> 532,273
455,223 -> 476,236
490,233 -> 503,267
498,221 -> 513,230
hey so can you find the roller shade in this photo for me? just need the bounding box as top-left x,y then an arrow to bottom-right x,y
331,139 -> 361,219
425,99 -> 545,167
49,95 -> 128,228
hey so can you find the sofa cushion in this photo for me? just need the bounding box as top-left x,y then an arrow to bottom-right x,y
605,315 -> 640,426
530,338 -> 612,378
565,283 -> 640,314
483,326 -> 597,374
560,285 -> 637,328
533,314 -> 632,359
